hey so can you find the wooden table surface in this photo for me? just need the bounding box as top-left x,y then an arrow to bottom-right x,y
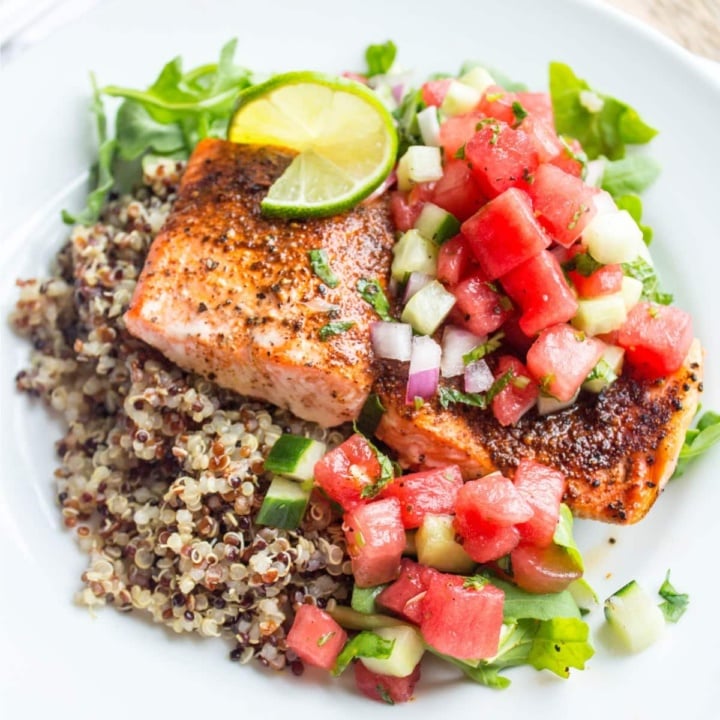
604,0 -> 720,61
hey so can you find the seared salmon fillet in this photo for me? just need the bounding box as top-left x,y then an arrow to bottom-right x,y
124,138 -> 395,427
374,340 -> 703,524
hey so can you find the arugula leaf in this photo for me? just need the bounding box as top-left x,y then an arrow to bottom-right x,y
552,504 -> 584,572
673,410 -> 720,478
549,62 -> 657,160
365,40 -> 397,77
308,249 -> 340,288
357,278 -> 394,321
601,155 -> 661,197
115,100 -> 186,160
438,370 -> 514,410
621,257 -> 673,305
332,631 -> 395,676
62,74 -> 117,225
526,617 -> 594,678
658,570 -> 689,623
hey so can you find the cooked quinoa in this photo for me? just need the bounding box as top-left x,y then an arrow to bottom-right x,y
11,158 -> 353,673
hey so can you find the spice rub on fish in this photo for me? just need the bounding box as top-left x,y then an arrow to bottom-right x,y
125,138 -> 395,427
374,339 -> 703,524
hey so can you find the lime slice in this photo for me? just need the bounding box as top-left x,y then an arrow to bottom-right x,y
228,71 -> 398,218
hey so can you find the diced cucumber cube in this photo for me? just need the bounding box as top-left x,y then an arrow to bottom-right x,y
572,292 -> 627,336
458,65 -> 495,93
416,513 -> 476,573
583,345 -> 625,393
440,79 -> 482,117
401,280 -> 456,336
604,579 -> 666,653
256,476 -> 311,529
537,389 -> 579,416
417,106 -> 441,147
358,625 -> 425,677
391,229 -> 438,281
620,275 -> 643,311
351,584 -> 387,615
583,210 -> 652,265
414,202 -> 461,245
264,434 -> 327,481
397,145 -> 443,190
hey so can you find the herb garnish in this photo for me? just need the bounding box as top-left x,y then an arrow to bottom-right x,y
364,40 -> 397,77
308,248 -> 340,288
658,571 -> 689,623
332,631 -> 395,676
318,321 -> 355,340
438,370 -> 514,410
462,331 -> 505,365
357,278 -> 394,321
621,257 -> 673,305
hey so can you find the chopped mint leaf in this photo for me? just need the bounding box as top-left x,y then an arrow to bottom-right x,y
463,331 -> 505,365
308,249 -> 340,288
333,630 -> 395,676
319,321 -> 355,341
658,570 -> 689,623
438,370 -> 514,410
357,278 -> 394,321
621,257 -> 673,305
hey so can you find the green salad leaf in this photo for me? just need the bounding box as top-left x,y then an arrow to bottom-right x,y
332,630 -> 395,676
492,578 -> 581,621
673,410 -> 720,478
549,62 -> 657,161
365,40 -> 398,77
552,504 -> 584,572
62,75 -> 117,225
526,617 -> 594,678
615,193 -> 653,244
601,155 -> 662,197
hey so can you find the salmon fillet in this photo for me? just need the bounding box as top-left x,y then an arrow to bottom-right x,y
374,340 -> 703,524
124,138 -> 395,427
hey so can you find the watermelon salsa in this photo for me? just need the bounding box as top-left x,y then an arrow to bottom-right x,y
273,55 -> 694,703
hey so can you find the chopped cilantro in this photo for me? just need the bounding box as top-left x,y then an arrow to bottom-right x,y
438,369 -> 514,410
658,570 -> 689,623
357,278 -> 394,322
462,331 -> 505,365
511,100 -> 528,126
319,320 -> 355,341
308,248 -> 340,288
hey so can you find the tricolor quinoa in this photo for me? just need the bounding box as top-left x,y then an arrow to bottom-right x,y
11,158 -> 353,672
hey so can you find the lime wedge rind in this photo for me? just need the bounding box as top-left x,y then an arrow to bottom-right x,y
228,70 -> 398,218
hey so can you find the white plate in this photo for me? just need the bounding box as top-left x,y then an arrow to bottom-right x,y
1,1 -> 719,717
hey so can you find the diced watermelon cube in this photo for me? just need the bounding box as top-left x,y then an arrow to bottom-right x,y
461,188 -> 550,280
526,323 -> 607,402
431,159 -> 487,221
509,542 -> 583,594
617,301 -> 693,379
449,271 -> 512,336
376,558 -> 438,624
354,660 -> 421,704
436,234 -> 476,286
286,604 -> 348,671
420,573 -> 505,659
381,465 -> 463,529
491,355 -> 538,426
526,163 -> 597,247
499,249 -> 578,336
343,497 -> 406,587
513,460 -> 566,547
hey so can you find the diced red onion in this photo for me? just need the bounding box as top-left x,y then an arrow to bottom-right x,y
371,321 -> 412,361
403,272 -> 434,303
406,335 -> 441,403
392,83 -> 406,104
440,325 -> 486,378
464,359 -> 494,393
